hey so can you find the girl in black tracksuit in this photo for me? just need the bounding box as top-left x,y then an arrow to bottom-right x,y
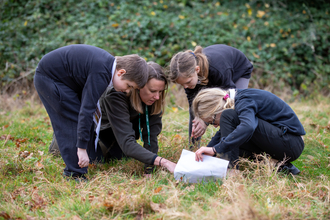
169,44 -> 253,145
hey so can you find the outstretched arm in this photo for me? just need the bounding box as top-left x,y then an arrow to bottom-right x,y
154,156 -> 176,173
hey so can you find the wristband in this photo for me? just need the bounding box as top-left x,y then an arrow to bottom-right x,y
159,157 -> 163,166
212,147 -> 217,156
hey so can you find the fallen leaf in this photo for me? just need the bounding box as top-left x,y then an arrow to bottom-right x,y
0,212 -> 11,219
20,151 -> 30,158
150,202 -> 166,212
185,185 -> 195,192
317,189 -> 326,199
88,195 -> 94,202
174,134 -> 182,139
238,184 -> 244,192
318,139 -> 328,148
287,192 -> 294,198
24,153 -> 34,161
136,207 -> 143,220
103,201 -> 114,210
35,161 -> 44,169
154,187 -> 162,193
307,155 -> 314,160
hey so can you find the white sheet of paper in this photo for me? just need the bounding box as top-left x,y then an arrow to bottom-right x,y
174,149 -> 229,183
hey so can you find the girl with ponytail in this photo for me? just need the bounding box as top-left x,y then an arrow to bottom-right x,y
169,44 -> 253,146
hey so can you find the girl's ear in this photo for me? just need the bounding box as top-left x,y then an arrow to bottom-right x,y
195,66 -> 200,74
117,69 -> 126,77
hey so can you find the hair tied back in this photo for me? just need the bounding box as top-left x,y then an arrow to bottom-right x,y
190,52 -> 196,58
223,94 -> 229,101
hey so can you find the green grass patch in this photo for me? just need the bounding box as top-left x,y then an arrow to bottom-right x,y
0,96 -> 329,219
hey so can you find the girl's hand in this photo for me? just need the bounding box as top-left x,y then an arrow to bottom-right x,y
195,147 -> 215,162
163,160 -> 177,173
77,148 -> 89,168
154,156 -> 176,173
192,117 -> 207,138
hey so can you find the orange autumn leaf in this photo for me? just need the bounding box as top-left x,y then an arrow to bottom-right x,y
174,134 -> 182,139
154,187 -> 162,193
35,161 -> 44,169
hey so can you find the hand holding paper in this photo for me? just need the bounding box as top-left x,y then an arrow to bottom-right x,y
195,146 -> 215,162
174,149 -> 229,183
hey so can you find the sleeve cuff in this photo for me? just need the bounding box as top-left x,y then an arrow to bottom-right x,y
150,154 -> 158,165
76,139 -> 89,149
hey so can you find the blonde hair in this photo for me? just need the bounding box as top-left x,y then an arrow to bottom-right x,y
192,88 -> 235,120
169,45 -> 209,85
115,54 -> 148,88
130,62 -> 168,115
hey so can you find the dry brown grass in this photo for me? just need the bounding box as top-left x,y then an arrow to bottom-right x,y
1,84 -> 330,219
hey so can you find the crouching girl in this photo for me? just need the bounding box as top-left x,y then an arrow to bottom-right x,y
193,88 -> 305,175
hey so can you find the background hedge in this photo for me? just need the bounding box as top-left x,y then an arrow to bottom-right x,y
1,0 -> 329,96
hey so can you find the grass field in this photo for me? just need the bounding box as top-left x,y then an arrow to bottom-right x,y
0,94 -> 329,219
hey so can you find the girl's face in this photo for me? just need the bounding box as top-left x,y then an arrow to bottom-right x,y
203,113 -> 221,128
113,69 -> 138,93
175,66 -> 200,89
139,78 -> 165,106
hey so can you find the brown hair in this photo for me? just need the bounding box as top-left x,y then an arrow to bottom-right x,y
115,54 -> 148,88
130,61 -> 168,115
169,45 -> 209,85
192,88 -> 235,120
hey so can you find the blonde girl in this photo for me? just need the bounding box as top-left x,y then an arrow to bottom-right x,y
193,88 -> 305,175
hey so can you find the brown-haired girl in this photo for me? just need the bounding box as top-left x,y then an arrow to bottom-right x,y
34,44 -> 148,181
193,88 -> 305,175
169,44 -> 253,145
97,61 -> 176,174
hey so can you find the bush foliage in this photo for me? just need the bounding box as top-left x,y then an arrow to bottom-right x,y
1,0 -> 329,95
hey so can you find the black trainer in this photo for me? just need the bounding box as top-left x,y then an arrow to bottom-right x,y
278,162 -> 301,175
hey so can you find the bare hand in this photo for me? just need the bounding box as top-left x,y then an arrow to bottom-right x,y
77,148 -> 89,168
155,157 -> 176,173
191,117 -> 207,138
163,160 -> 177,173
195,146 -> 215,162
